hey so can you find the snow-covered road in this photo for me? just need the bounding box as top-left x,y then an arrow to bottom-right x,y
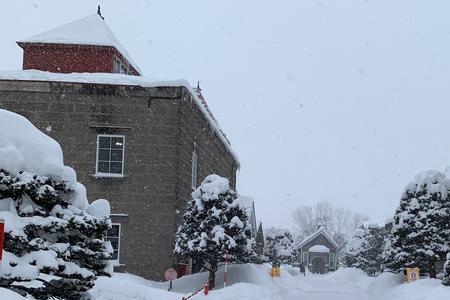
279,273 -> 369,300
281,289 -> 369,300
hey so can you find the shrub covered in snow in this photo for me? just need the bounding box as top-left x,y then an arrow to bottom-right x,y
0,109 -> 112,299
263,228 -> 297,265
344,225 -> 386,276
383,170 -> 450,279
174,174 -> 256,289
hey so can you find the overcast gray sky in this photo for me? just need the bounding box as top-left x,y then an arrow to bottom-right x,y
2,1 -> 450,228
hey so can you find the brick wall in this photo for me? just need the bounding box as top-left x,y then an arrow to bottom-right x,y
18,43 -> 140,75
0,80 -> 237,280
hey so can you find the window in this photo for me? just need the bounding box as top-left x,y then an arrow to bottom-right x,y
106,224 -> 121,261
303,252 -> 308,264
96,135 -> 125,176
330,253 -> 335,268
191,150 -> 198,189
112,57 -> 130,75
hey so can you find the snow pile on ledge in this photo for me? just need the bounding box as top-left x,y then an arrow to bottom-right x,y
309,245 -> 330,253
0,70 -> 240,166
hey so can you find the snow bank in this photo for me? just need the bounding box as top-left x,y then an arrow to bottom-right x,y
324,268 -> 372,290
0,288 -> 26,300
94,264 -> 286,300
92,273 -> 180,300
367,271 -> 450,300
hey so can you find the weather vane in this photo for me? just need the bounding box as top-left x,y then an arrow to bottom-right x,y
97,5 -> 104,20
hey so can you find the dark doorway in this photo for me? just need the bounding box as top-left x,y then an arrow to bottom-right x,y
311,257 -> 326,274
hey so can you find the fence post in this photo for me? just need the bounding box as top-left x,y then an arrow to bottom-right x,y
0,217 -> 4,263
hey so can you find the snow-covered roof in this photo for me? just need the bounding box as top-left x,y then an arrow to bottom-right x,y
308,245 -> 330,253
299,226 -> 339,249
0,70 -> 239,167
235,196 -> 254,209
19,14 -> 142,75
235,196 -> 257,232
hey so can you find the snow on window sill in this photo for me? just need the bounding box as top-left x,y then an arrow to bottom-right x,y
112,260 -> 125,267
90,173 -> 129,179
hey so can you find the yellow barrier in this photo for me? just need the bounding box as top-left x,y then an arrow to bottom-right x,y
271,267 -> 281,277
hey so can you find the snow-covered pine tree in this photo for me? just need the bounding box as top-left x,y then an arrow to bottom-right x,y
174,175 -> 256,289
383,171 -> 450,278
0,109 -> 112,299
0,169 -> 112,300
343,228 -> 365,268
344,225 -> 386,275
443,253 -> 450,286
263,228 -> 297,265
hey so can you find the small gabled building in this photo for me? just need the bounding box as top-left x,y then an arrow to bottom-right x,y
298,226 -> 339,274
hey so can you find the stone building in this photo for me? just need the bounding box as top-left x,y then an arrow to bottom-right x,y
298,226 -> 339,274
0,13 -> 239,280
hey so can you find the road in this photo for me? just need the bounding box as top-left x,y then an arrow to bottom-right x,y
278,273 -> 370,300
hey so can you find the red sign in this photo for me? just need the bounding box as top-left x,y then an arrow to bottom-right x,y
0,218 -> 4,261
165,268 -> 177,281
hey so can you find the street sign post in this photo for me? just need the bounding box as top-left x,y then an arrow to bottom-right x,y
165,268 -> 177,291
223,251 -> 229,287
0,218 -> 4,262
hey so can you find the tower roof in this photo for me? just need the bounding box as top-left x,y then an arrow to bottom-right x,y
19,14 -> 142,75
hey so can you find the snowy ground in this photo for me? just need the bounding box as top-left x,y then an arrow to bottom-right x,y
2,264 -> 450,299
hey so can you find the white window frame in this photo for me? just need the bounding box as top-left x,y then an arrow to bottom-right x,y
330,253 -> 335,268
191,150 -> 198,189
106,223 -> 121,262
96,134 -> 125,177
303,251 -> 308,264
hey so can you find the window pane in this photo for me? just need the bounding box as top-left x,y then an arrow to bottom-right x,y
98,149 -> 110,161
108,225 -> 120,237
111,150 -> 123,162
99,136 -> 111,148
111,137 -> 124,149
109,238 -> 119,249
97,162 -> 109,173
110,162 -> 123,174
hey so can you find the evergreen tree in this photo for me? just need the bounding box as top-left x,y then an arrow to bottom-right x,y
443,253 -> 450,286
0,169 -> 112,300
253,222 -> 268,264
263,228 -> 297,265
343,228 -> 366,268
383,171 -> 450,278
174,175 -> 256,289
344,225 -> 386,275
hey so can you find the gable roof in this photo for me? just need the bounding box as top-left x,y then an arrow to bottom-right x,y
18,14 -> 142,75
298,226 -> 339,249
